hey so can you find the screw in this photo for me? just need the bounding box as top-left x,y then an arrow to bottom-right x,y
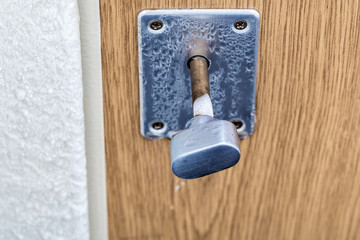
232,120 -> 244,130
152,121 -> 164,130
149,20 -> 163,30
234,20 -> 247,30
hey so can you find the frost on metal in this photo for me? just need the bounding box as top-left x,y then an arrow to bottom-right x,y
0,0 -> 89,239
138,9 -> 260,139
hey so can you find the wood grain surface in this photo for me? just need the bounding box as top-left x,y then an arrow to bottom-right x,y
100,1 -> 360,239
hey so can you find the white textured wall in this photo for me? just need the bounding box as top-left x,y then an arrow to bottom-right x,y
0,1 -> 89,239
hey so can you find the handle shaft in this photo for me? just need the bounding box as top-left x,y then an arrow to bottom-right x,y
189,56 -> 214,117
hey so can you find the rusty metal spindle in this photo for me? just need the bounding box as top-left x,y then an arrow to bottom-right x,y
189,56 -> 210,103
188,56 -> 214,117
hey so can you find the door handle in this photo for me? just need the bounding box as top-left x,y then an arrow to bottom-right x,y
171,55 -> 241,179
138,9 -> 260,179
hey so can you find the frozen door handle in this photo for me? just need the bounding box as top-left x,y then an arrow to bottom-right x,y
138,9 -> 260,179
171,56 -> 240,179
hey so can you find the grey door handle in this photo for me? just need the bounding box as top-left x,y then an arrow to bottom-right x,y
137,9 -> 260,179
171,55 -> 240,179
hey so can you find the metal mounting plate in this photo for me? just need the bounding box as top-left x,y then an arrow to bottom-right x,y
138,9 -> 260,139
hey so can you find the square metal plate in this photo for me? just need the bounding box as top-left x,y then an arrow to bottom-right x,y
138,9 -> 260,139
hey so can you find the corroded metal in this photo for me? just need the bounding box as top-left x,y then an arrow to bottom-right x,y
189,56 -> 210,104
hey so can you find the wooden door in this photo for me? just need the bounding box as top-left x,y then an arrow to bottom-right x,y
100,1 -> 360,239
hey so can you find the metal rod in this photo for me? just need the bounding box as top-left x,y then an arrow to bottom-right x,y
189,56 -> 214,117
189,56 -> 210,102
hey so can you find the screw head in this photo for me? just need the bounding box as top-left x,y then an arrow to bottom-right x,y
232,120 -> 244,130
152,121 -> 164,130
149,20 -> 163,30
234,20 -> 247,30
